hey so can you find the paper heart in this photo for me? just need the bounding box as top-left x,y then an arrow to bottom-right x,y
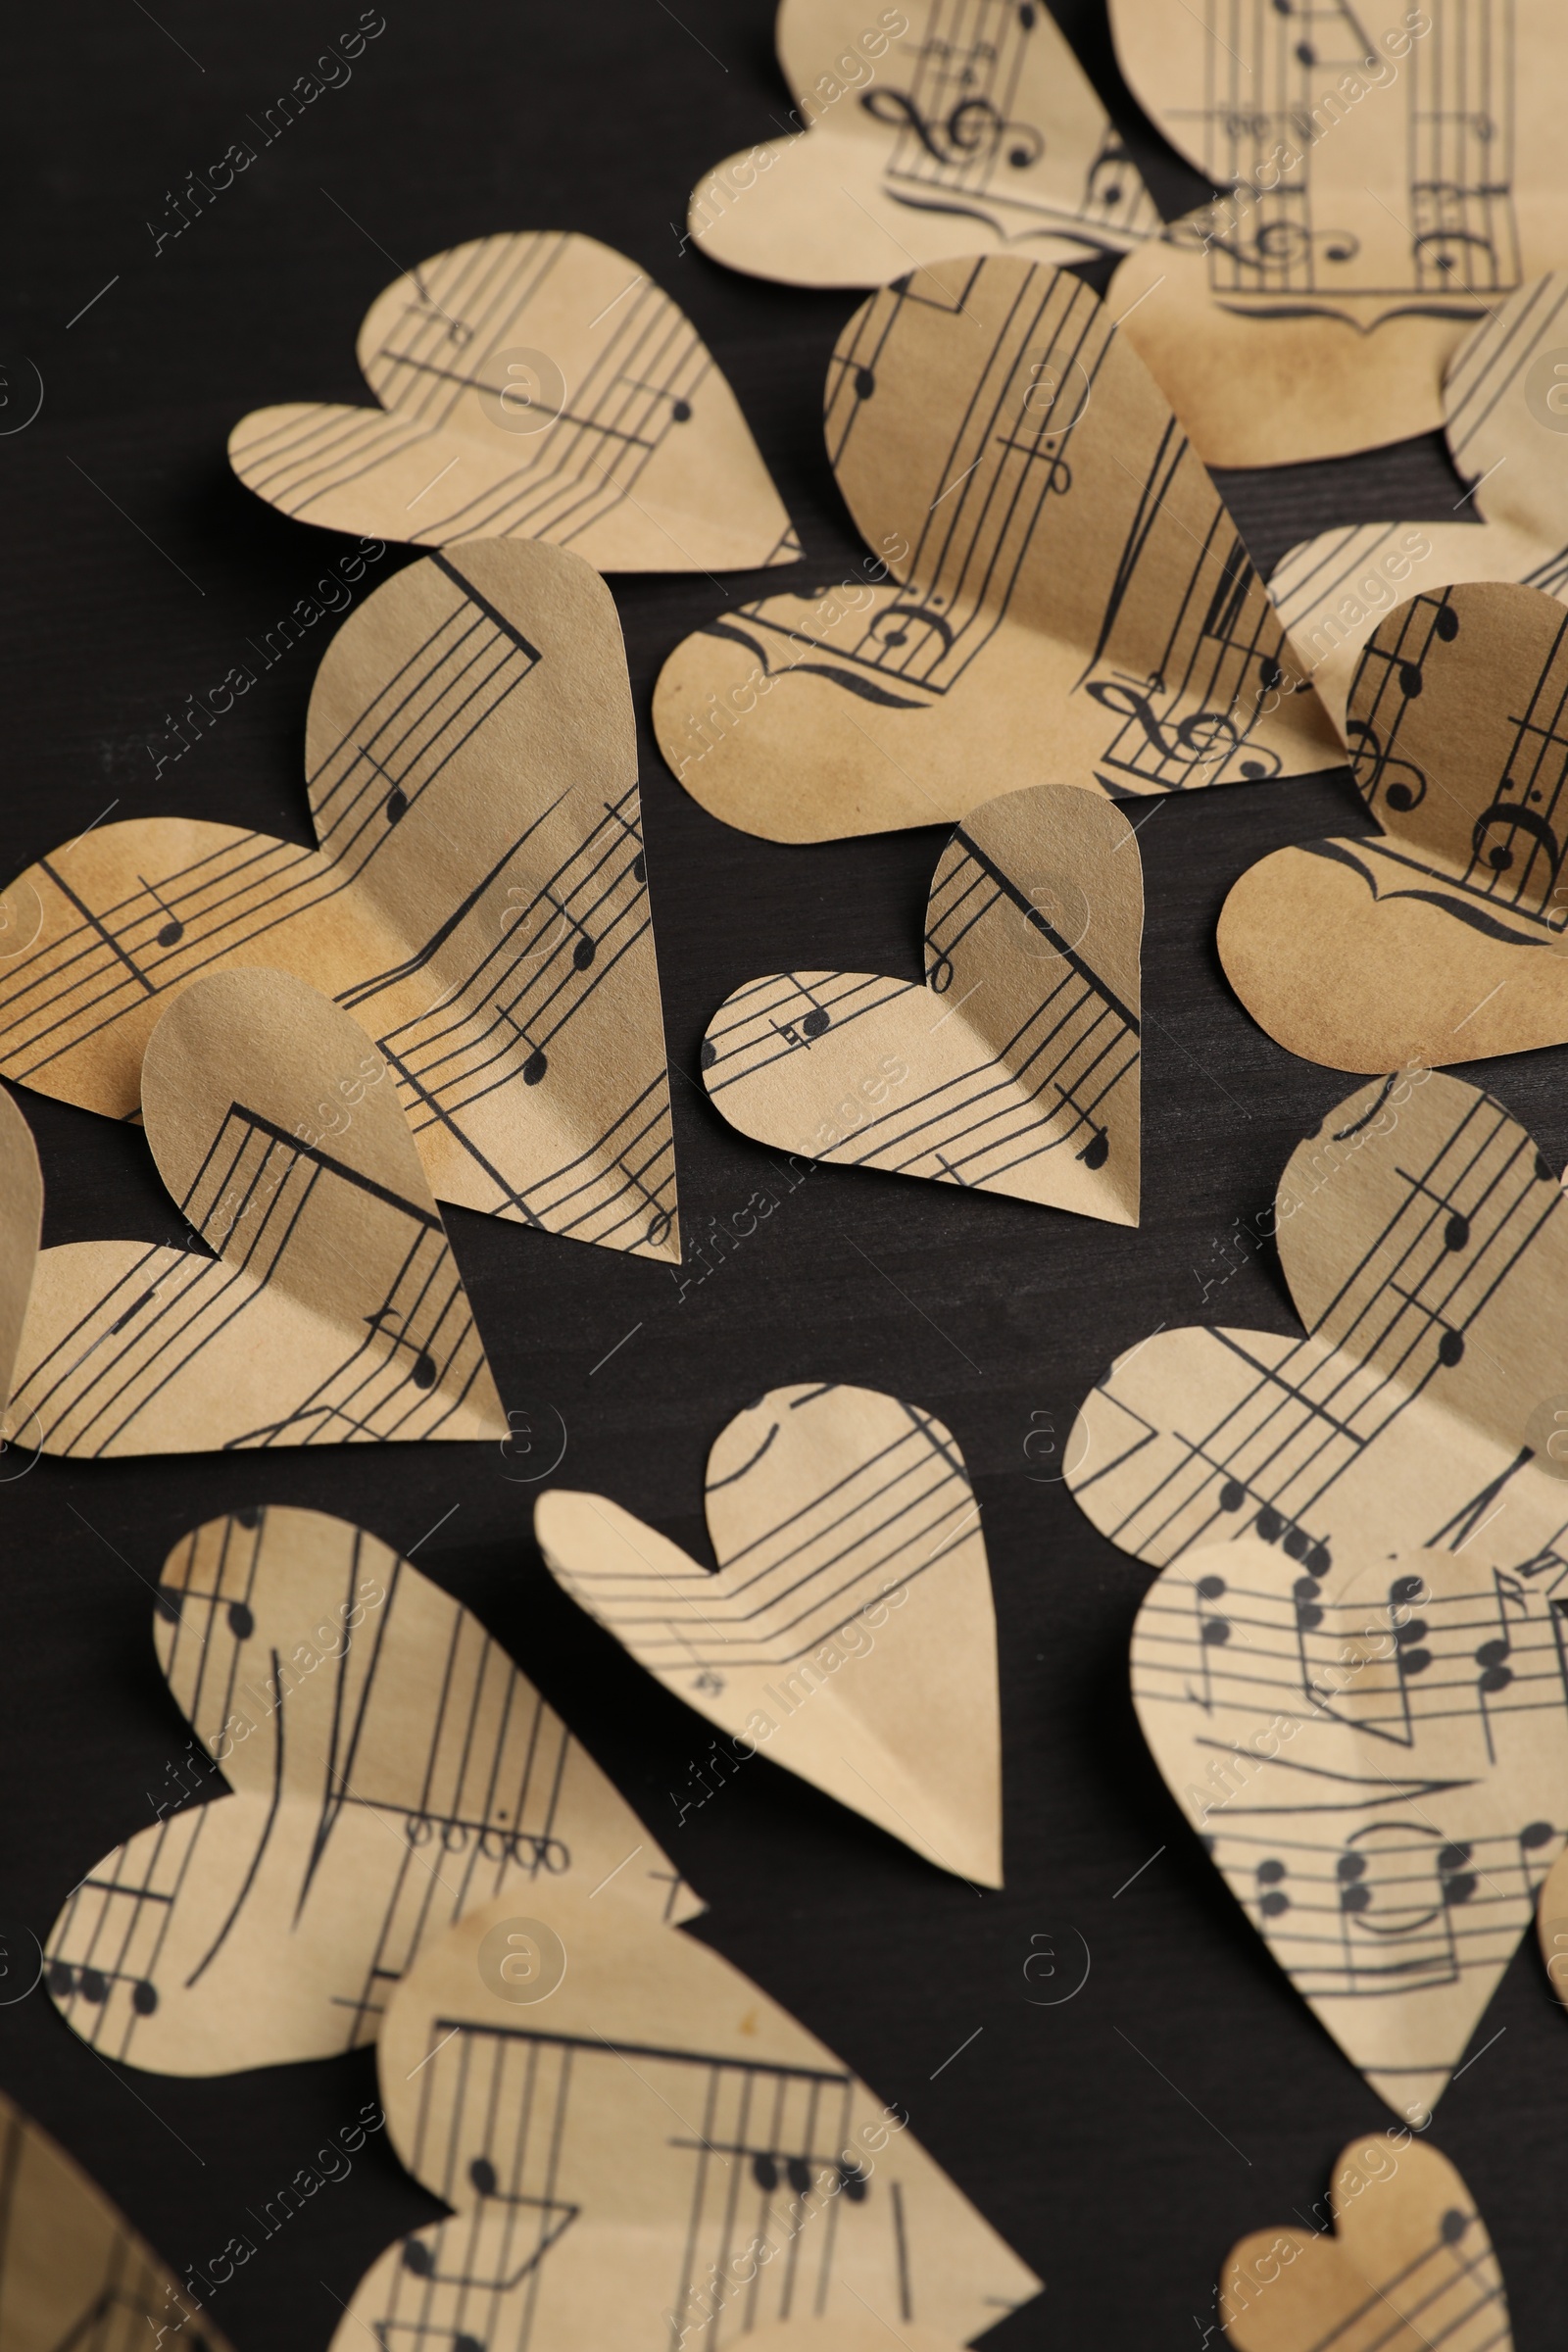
6,968 -> 507,1454
0,1086 -> 41,1421
1104,0 -> 1568,466
1220,2137 -> 1510,2350
536,1380 -> 1002,1885
46,1504 -> 696,2075
0,539 -> 680,1260
329,1882 -> 1041,2351
653,257 -> 1340,841
1066,1067 -> 1568,1580
1272,273 -> 1568,726
701,784 -> 1141,1223
688,0 -> 1158,287
1135,1537 -> 1566,2118
1219,582 -> 1568,1071
229,230 -> 799,569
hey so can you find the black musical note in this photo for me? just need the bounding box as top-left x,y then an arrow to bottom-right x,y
137,874 -> 185,947
365,1307 -> 437,1389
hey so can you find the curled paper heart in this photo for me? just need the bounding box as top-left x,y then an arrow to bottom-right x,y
689,0 -> 1158,287
0,1085 -> 41,1422
701,784 -> 1141,1223
1134,1538 -> 1566,2119
7,968 -> 508,1454
1067,1068 -> 1568,1581
1105,0 -> 1568,466
45,1505 -> 695,2074
653,257 -> 1339,840
229,230 -> 799,569
329,1881 -> 1041,2350
536,1381 -> 1002,1885
1219,583 -> 1568,1072
0,540 -> 680,1259
1221,2137 -> 1510,2351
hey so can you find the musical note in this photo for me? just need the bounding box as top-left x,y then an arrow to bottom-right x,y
365,1305 -> 438,1389
136,873 -> 185,947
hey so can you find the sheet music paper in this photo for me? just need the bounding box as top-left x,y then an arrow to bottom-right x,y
0,540 -> 681,1262
536,1382 -> 1002,1885
330,1881 -> 1041,2350
1220,583 -> 1568,1072
4,969 -> 508,1456
688,0 -> 1159,287
1105,0 -> 1568,466
654,257 -> 1339,841
229,231 -> 800,570
1134,1537 -> 1567,2119
0,2083 -> 234,2350
700,785 -> 1141,1224
1221,2136 -> 1511,2349
0,1087 -> 41,1423
1066,1068 -> 1568,1584
44,1506 -> 697,2076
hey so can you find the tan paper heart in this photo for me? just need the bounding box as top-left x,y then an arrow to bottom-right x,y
6,967 -> 507,1454
653,257 -> 1340,841
1104,0 -> 1568,466
45,1504 -> 696,2075
1067,1068 -> 1568,1580
0,1085 -> 41,1420
1221,2137 -> 1510,2350
328,1882 -> 1041,2351
1134,1538 -> 1566,2119
1219,582 -> 1568,1072
228,230 -> 799,569
536,1380 -> 1002,1885
700,784 -> 1141,1223
688,0 -> 1159,287
0,540 -> 680,1260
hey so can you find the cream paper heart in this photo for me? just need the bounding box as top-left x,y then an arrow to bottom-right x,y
328,1882 -> 1041,2352
701,784 -> 1140,1223
45,1505 -> 696,2075
0,539 -> 680,1260
0,1085 -> 41,1427
688,0 -> 1159,287
1221,2137 -> 1511,2350
6,967 -> 507,1455
1104,0 -> 1568,467
535,1380 -> 1002,1886
1219,582 -> 1568,1072
1134,1537 -> 1566,2120
1066,1068 -> 1568,1581
228,230 -> 798,570
653,257 -> 1339,841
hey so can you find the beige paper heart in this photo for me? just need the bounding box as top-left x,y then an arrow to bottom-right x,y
536,1380 -> 1002,1885
228,230 -> 799,569
45,1505 -> 696,2075
0,540 -> 680,1259
329,1882 -> 1040,2351
653,257 -> 1339,841
701,784 -> 1140,1223
1221,2137 -> 1510,2350
1135,1537 -> 1566,2119
6,968 -> 507,1454
1104,0 -> 1568,466
689,0 -> 1158,287
1219,583 -> 1568,1072
1067,1068 -> 1568,1581
0,1085 -> 41,1421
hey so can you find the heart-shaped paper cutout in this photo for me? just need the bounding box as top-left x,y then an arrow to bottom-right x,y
688,0 -> 1159,287
536,1380 -> 1002,1885
329,1881 -> 1041,2351
6,968 -> 507,1454
1104,0 -> 1568,466
653,257 -> 1340,840
1219,582 -> 1568,1071
1067,1067 -> 1568,1579
1221,2137 -> 1510,2349
1135,1537 -> 1566,2118
701,784 -> 1141,1222
229,230 -> 799,569
45,1505 -> 697,2074
0,540 -> 680,1259
0,1086 -> 41,1421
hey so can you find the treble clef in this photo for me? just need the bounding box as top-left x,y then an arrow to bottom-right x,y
1345,718 -> 1428,816
1470,797 -> 1565,902
1086,680 -> 1269,781
861,87 -> 1044,172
